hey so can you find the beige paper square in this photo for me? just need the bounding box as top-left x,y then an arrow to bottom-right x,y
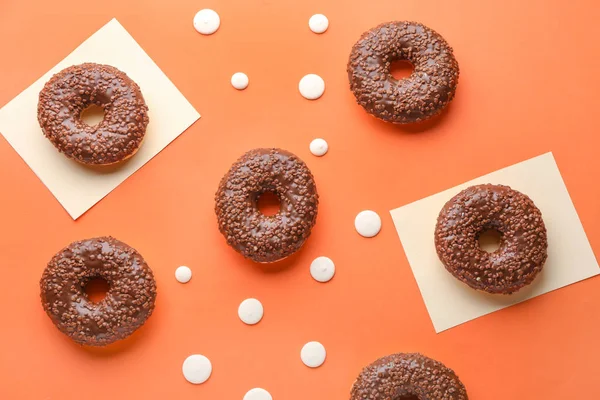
0,18 -> 200,219
390,153 -> 599,333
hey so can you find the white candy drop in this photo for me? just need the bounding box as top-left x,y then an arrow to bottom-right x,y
309,14 -> 329,34
300,341 -> 326,368
244,388 -> 273,400
175,266 -> 192,283
231,72 -> 249,90
310,257 -> 335,282
299,74 -> 325,100
309,138 -> 328,156
238,298 -> 264,325
193,9 -> 220,35
355,210 -> 382,238
182,354 -> 212,384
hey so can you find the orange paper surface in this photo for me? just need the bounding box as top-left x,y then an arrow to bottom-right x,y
1,1 -> 600,399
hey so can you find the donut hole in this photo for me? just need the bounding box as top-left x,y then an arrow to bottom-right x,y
257,191 -> 281,216
394,392 -> 420,400
390,60 -> 415,80
478,228 -> 503,253
84,277 -> 110,303
80,104 -> 105,127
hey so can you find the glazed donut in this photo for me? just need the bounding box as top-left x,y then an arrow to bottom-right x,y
37,63 -> 149,166
215,148 -> 318,263
435,184 -> 548,294
40,237 -> 157,346
347,21 -> 459,124
351,353 -> 468,400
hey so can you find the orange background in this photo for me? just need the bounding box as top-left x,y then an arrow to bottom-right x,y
1,0 -> 599,398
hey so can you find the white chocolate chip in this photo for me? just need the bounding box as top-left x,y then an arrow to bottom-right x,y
182,354 -> 212,384
309,138 -> 328,156
355,210 -> 382,238
193,9 -> 220,35
309,14 -> 329,34
244,388 -> 273,400
310,257 -> 335,282
175,266 -> 192,283
231,72 -> 249,90
238,298 -> 264,325
299,74 -> 325,100
300,341 -> 326,368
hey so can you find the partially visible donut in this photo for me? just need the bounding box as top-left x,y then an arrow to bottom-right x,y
40,237 -> 157,346
435,184 -> 548,294
215,148 -> 319,263
350,353 -> 468,400
37,63 -> 149,166
347,21 -> 459,123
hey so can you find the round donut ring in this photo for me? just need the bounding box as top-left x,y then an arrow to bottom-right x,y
40,237 -> 157,346
37,63 -> 149,166
351,353 -> 469,400
435,184 -> 548,294
215,148 -> 319,263
347,21 -> 459,123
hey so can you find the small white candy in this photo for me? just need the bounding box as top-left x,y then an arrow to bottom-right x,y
193,9 -> 220,35
243,388 -> 273,400
309,138 -> 328,156
231,72 -> 249,90
309,14 -> 329,34
355,210 -> 382,238
310,257 -> 335,282
301,341 -> 326,368
175,266 -> 192,283
299,74 -> 325,100
182,354 -> 212,384
238,298 -> 264,325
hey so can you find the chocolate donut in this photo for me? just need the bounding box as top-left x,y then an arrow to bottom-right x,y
37,63 -> 149,165
435,184 -> 548,294
215,148 -> 318,263
351,353 -> 468,400
347,21 -> 459,123
40,237 -> 157,346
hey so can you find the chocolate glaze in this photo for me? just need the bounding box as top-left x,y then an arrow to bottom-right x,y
347,21 -> 459,124
435,184 -> 548,294
351,353 -> 468,400
40,237 -> 157,346
37,63 -> 149,165
215,148 -> 318,263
